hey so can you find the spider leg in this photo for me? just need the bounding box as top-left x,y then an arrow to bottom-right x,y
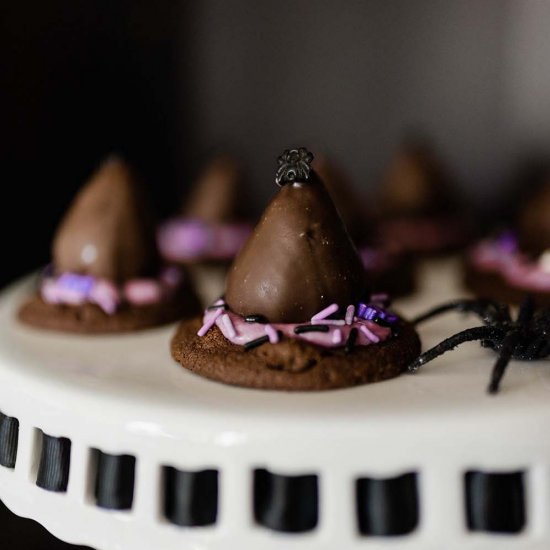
413,299 -> 511,326
522,330 -> 550,359
517,294 -> 535,324
487,330 -> 522,394
409,326 -> 505,372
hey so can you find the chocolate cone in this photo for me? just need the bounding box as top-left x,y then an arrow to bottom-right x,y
518,179 -> 550,255
52,156 -> 159,281
225,149 -> 365,323
379,142 -> 452,217
183,155 -> 243,223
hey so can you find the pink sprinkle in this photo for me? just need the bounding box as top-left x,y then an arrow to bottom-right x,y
41,279 -> 62,304
124,280 -> 163,306
323,319 -> 346,327
265,324 -> 279,344
345,305 -> 355,325
197,308 -> 223,337
311,303 -> 339,321
90,280 -> 120,315
221,313 -> 237,338
360,324 -> 380,343
332,329 -> 342,345
370,293 -> 389,303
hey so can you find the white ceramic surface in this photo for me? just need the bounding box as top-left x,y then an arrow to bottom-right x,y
0,259 -> 549,549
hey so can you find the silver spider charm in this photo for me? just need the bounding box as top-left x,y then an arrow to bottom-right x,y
275,147 -> 314,186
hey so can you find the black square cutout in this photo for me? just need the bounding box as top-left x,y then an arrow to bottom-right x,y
163,467 -> 218,527
356,472 -> 419,536
94,450 -> 136,510
36,432 -> 71,492
0,413 -> 19,469
254,468 -> 318,533
465,470 -> 525,534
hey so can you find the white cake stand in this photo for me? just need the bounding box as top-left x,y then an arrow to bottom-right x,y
0,259 -> 549,550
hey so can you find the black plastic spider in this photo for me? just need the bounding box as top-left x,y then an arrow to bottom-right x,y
275,147 -> 314,186
408,296 -> 550,394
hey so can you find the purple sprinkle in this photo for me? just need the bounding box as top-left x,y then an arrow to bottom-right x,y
357,303 -> 377,320
58,273 -> 95,295
356,302 -> 398,326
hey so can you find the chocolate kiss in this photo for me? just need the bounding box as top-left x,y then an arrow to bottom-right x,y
53,156 -> 159,281
518,179 -> 550,255
225,171 -> 366,323
183,155 -> 243,223
380,143 -> 451,217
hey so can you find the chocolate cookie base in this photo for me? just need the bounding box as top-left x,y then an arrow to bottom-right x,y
463,261 -> 550,307
18,283 -> 202,334
171,318 -> 421,391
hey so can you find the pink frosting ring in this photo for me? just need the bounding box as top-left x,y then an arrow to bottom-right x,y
40,267 -> 184,315
469,238 -> 550,292
197,301 -> 393,349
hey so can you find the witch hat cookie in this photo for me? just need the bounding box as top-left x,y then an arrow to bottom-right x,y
171,148 -> 420,391
158,155 -> 252,265
376,140 -> 468,255
465,178 -> 550,306
315,155 -> 417,298
19,156 -> 201,333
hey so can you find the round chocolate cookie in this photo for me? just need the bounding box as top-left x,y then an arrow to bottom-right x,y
463,261 -> 550,307
19,283 -> 201,334
171,317 -> 420,391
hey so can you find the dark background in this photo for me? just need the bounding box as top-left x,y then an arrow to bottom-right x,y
1,1 -> 550,547
3,0 -> 550,292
